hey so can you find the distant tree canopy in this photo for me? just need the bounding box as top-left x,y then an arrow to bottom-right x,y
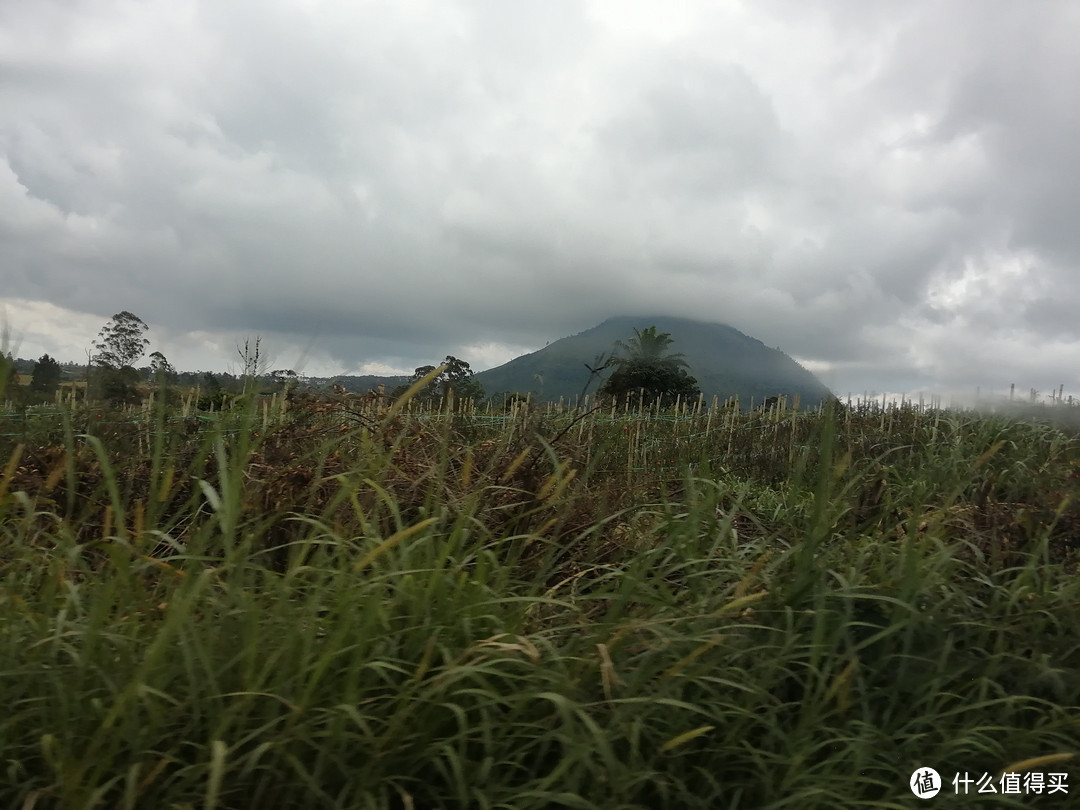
393,355 -> 484,407
600,326 -> 700,408
148,351 -> 175,381
93,311 -> 149,370
93,311 -> 150,405
30,354 -> 62,395
601,359 -> 701,408
0,353 -> 16,391
99,366 -> 142,406
269,369 -> 299,399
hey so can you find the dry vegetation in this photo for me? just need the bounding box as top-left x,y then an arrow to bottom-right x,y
2,387 -> 1079,808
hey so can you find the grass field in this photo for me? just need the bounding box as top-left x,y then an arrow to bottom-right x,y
2,385 -> 1079,808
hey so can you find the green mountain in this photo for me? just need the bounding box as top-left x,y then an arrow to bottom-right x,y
475,316 -> 834,408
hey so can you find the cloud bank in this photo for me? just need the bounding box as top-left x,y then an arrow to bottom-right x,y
3,0 -> 1078,397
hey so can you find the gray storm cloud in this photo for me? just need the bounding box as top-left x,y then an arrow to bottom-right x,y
2,0 -> 1078,396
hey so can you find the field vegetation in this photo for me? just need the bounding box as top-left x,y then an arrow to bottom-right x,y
2,372 -> 1079,808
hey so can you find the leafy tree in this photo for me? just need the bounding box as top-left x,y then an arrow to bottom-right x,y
148,351 -> 175,380
269,369 -> 299,400
392,356 -> 484,407
600,326 -> 700,408
409,365 -> 438,385
197,390 -> 234,411
437,356 -> 484,403
99,366 -> 142,405
143,351 -> 182,407
91,311 -> 150,404
201,371 -> 222,393
600,359 -> 700,409
269,369 -> 297,386
92,311 -> 150,369
30,354 -> 62,395
0,353 -> 20,399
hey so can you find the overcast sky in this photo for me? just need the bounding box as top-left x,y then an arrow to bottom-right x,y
3,0 -> 1079,399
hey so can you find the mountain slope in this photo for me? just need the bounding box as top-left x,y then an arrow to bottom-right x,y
475,316 -> 833,408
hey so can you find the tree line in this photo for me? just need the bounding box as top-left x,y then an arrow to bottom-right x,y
2,312 -> 701,410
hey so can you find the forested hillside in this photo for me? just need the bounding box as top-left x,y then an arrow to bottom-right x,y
476,315 -> 833,407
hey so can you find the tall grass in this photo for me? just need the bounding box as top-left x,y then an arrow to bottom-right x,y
2,389 -> 1078,808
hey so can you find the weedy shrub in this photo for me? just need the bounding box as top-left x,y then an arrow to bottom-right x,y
1,392 -> 1078,808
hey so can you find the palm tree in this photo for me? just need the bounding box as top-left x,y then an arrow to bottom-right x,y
612,326 -> 689,370
600,326 -> 699,409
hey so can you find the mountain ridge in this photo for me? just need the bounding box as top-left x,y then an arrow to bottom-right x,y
474,315 -> 833,408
